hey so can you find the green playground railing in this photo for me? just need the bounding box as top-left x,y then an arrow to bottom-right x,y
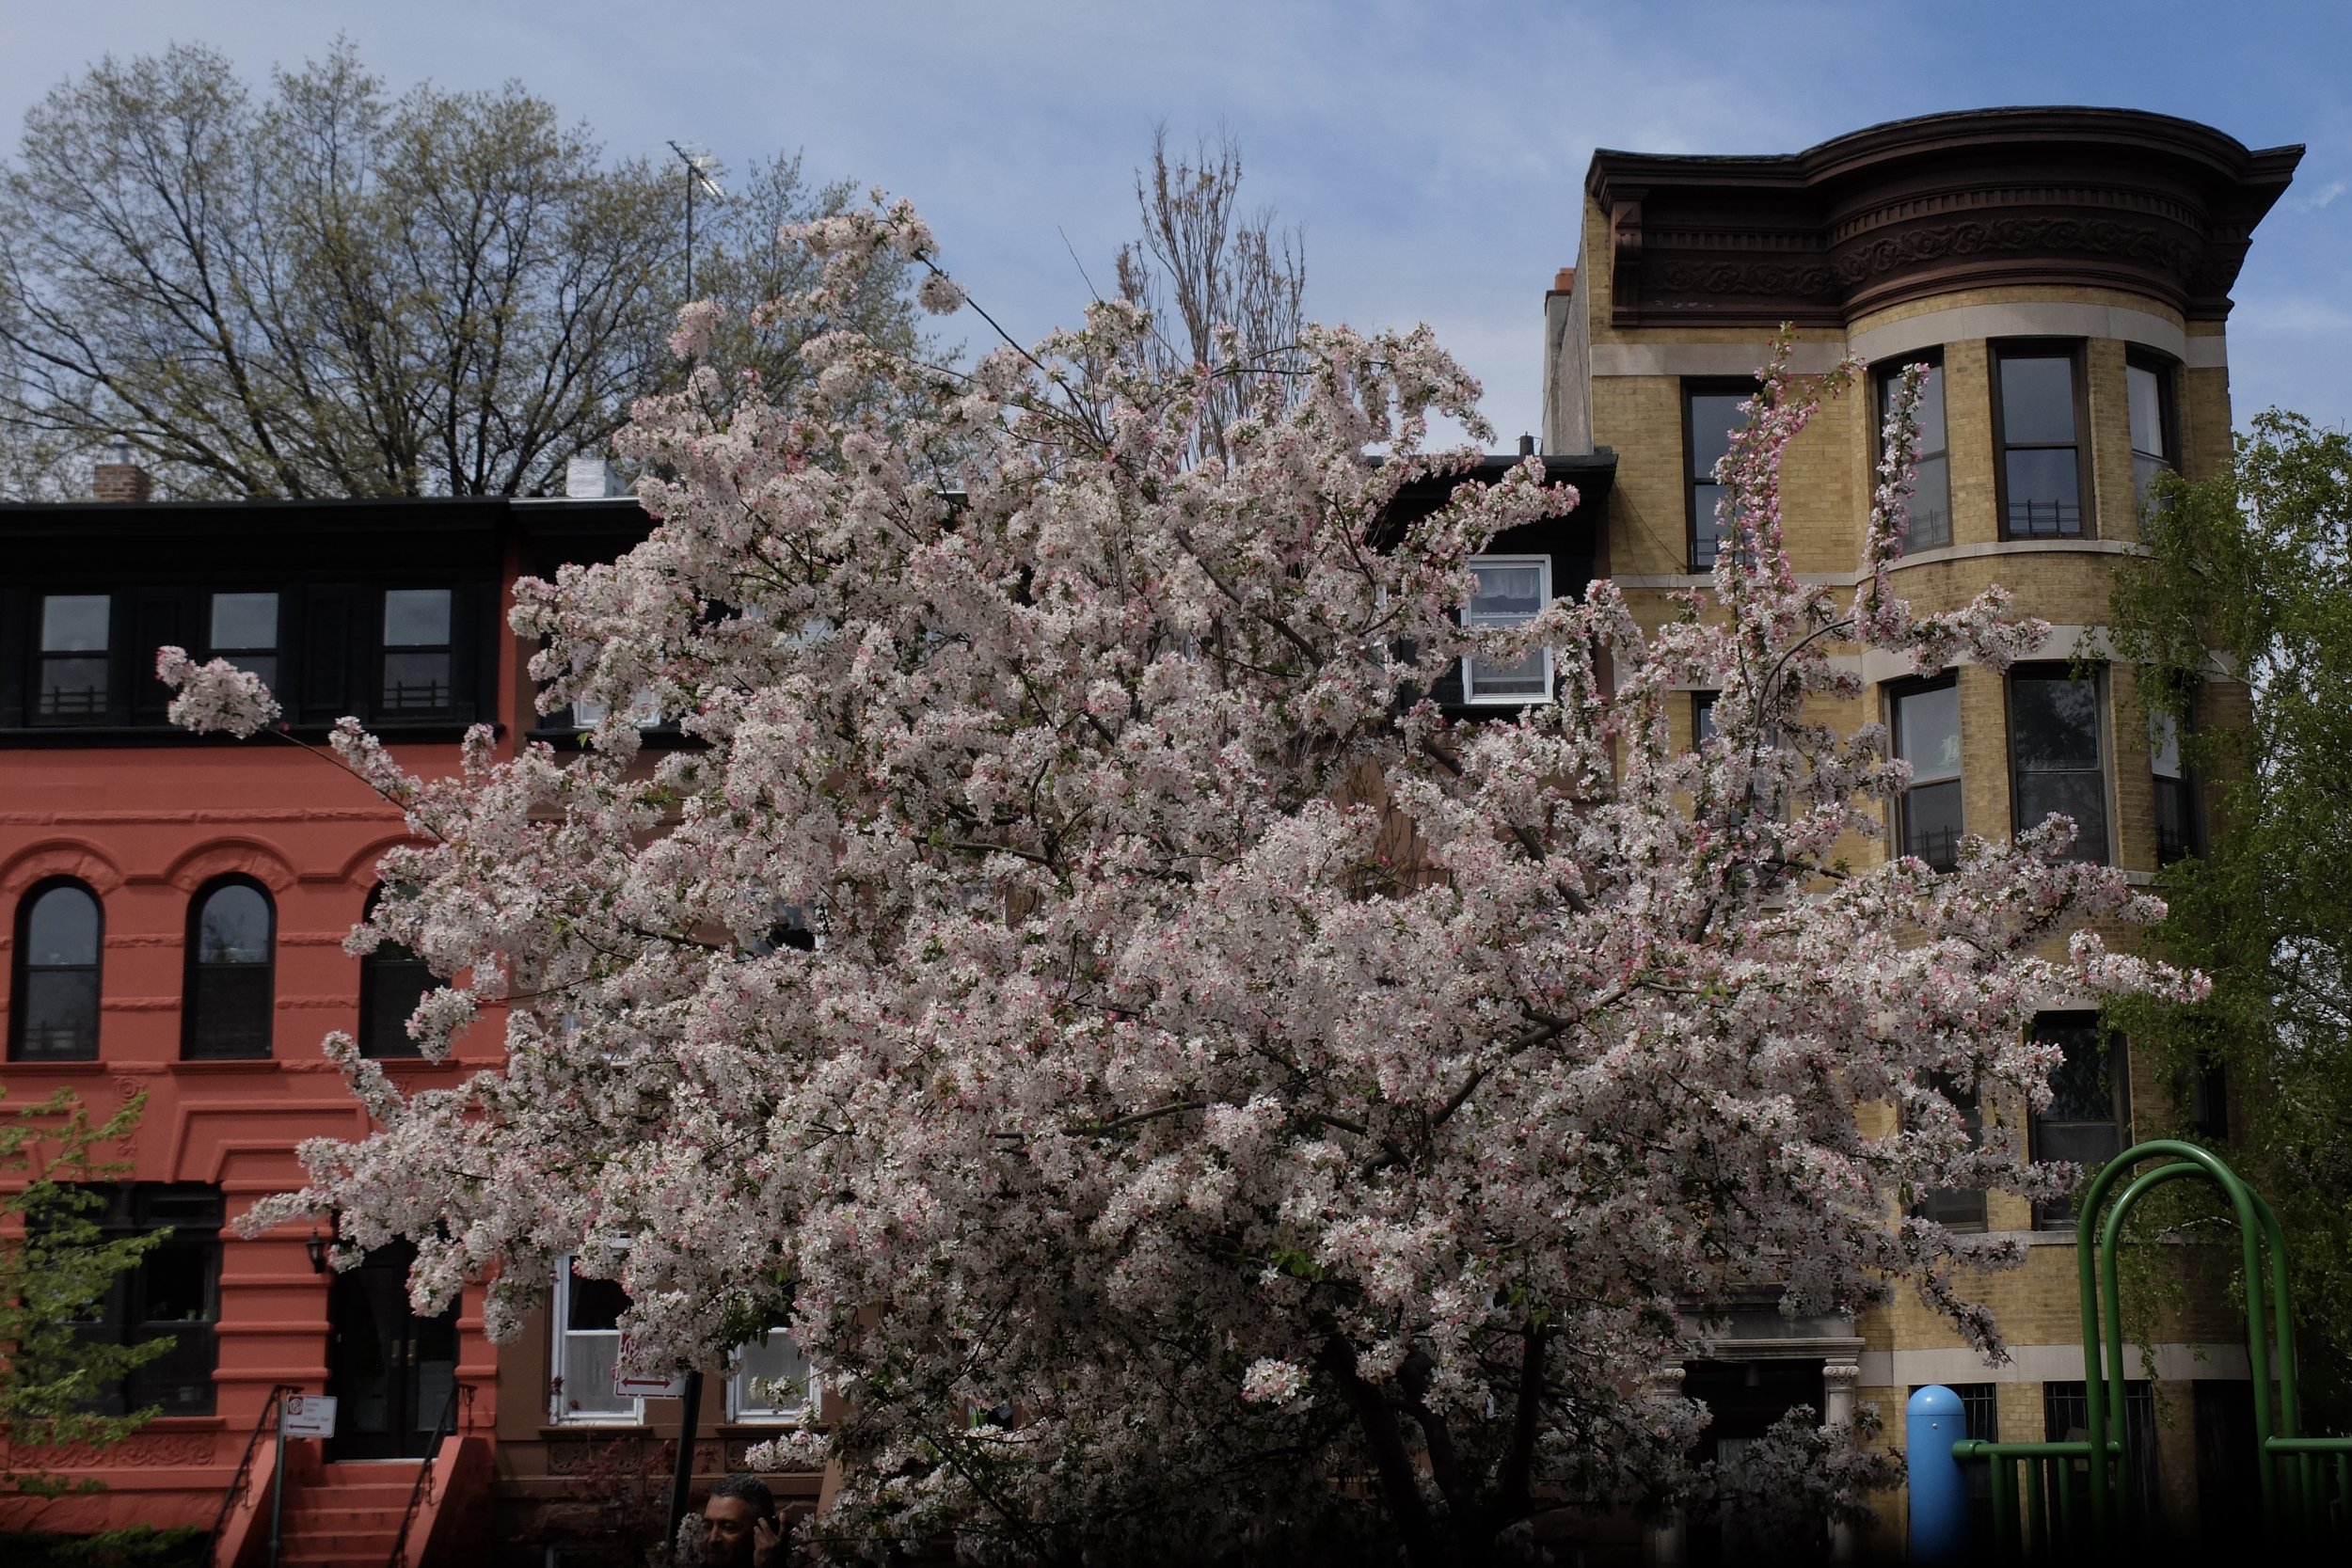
1940,1140 -> 2352,1556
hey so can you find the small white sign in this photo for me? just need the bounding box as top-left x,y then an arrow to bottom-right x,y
281,1393 -> 339,1439
614,1370 -> 689,1398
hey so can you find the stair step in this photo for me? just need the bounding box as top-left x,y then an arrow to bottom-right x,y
282,1504 -> 411,1532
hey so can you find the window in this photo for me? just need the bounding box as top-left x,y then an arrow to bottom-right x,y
206,592 -> 279,690
2126,355 -> 2177,522
2029,1013 -> 2130,1229
381,589 -> 453,713
358,886 -> 431,1059
2045,1379 -> 2159,1515
1994,346 -> 2086,538
1914,1071 -> 1987,1232
550,1259 -> 639,1424
728,1327 -> 817,1423
1693,691 -> 1717,747
184,879 -> 274,1060
570,687 -> 663,730
75,1184 -> 223,1417
1876,353 -> 1950,552
1685,385 -> 1751,569
11,880 -> 103,1061
2150,708 -> 2197,865
1890,678 -> 1963,871
1460,556 -> 1551,704
2010,666 -> 2109,864
38,594 -> 111,721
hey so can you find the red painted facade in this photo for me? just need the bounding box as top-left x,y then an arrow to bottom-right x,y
0,495 -> 644,1551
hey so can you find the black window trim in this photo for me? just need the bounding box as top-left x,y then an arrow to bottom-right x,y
1871,348 -> 1951,553
1887,671 -> 1963,872
2007,660 -> 2113,866
1683,377 -> 1757,573
9,875 -> 103,1062
183,874 -> 277,1061
2028,1010 -> 2133,1231
1991,339 -> 2092,541
357,882 -> 430,1060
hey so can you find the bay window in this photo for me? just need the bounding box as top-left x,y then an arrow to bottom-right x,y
1875,352 -> 1950,552
2126,354 -> 2178,522
1994,346 -> 2087,538
1891,677 -> 1963,871
2029,1013 -> 2131,1229
2009,666 -> 2109,864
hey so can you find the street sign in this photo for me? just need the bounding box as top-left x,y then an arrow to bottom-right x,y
614,1370 -> 690,1398
281,1393 -> 338,1439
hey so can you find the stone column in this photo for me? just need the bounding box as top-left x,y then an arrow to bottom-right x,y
1823,1360 -> 1862,1563
1644,1364 -> 1688,1567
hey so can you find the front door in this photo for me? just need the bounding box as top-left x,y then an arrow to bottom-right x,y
326,1244 -> 459,1460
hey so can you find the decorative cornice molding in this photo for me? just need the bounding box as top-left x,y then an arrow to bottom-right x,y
1589,108 -> 2301,328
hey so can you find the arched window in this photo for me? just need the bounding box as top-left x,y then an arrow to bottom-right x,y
184,879 -> 274,1059
358,886 -> 431,1059
11,879 -> 103,1061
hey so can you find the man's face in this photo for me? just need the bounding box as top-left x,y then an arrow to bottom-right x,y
702,1495 -> 760,1566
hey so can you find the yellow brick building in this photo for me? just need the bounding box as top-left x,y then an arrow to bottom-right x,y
1539,108 -> 2301,1559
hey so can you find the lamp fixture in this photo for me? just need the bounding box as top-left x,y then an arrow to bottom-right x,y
306,1229 -> 329,1275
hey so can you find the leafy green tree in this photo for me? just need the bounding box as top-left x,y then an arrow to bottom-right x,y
0,1087 -> 170,1496
0,41 -> 920,499
2103,409 -> 2352,1421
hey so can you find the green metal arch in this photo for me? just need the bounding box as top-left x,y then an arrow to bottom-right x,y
2072,1139 -> 2295,1534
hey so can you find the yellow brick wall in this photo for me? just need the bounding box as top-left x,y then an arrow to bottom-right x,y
1574,189 -> 2258,1514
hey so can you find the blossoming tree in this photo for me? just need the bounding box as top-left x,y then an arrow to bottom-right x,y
165,201 -> 2194,1564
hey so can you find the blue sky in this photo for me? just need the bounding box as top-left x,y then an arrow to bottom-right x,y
7,1 -> 2346,444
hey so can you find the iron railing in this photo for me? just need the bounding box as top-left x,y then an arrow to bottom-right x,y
387,1382 -> 462,1568
208,1384 -> 296,1559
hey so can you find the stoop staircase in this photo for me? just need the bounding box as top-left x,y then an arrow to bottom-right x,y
273,1461 -> 424,1567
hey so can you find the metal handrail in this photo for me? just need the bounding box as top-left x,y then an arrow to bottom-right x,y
386,1382 -> 461,1568
209,1384 -> 296,1557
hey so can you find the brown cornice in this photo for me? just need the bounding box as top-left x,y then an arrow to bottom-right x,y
1586,108 -> 2300,328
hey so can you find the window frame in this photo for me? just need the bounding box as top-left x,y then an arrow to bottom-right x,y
1887,673 -> 1963,872
1872,350 -> 1951,553
1911,1070 -> 1987,1232
1683,378 -> 1756,572
183,876 -> 276,1061
34,593 -> 116,726
377,587 -> 458,718
2028,1012 -> 2132,1230
10,878 -> 103,1062
72,1183 -> 224,1418
204,591 -> 282,692
357,884 -> 432,1059
2149,702 -> 2199,867
1991,341 -> 2091,541
2124,350 -> 2180,526
725,1326 -> 820,1425
1457,554 -> 1554,706
549,1256 -> 643,1427
2007,662 -> 2112,865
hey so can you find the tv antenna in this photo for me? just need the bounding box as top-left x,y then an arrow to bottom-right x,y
667,141 -> 726,298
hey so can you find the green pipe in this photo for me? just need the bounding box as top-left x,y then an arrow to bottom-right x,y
2024,1452 -> 2046,1554
1989,1449 -> 2018,1557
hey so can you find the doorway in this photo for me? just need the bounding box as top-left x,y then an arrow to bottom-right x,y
326,1243 -> 460,1460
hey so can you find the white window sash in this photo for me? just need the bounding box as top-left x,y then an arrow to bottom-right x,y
549,1258 -> 643,1426
1459,555 -> 1553,705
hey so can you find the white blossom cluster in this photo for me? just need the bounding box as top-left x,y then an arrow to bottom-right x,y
167,201 -> 2198,1563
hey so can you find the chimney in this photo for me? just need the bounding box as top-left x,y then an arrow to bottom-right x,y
566,454 -> 625,499
1549,265 -> 1575,295
1518,434 -> 1535,457
93,438 -> 152,503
